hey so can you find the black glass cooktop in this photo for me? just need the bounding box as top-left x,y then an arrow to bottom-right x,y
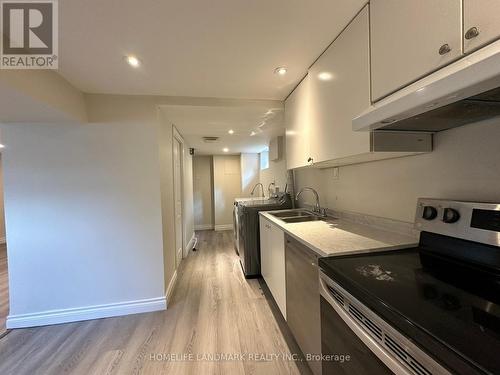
319,241 -> 500,375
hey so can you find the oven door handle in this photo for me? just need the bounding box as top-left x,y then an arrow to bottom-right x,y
319,276 -> 413,375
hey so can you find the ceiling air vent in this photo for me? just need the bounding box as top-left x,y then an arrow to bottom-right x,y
202,136 -> 220,143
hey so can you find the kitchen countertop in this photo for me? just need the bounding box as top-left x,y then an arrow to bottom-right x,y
259,209 -> 418,257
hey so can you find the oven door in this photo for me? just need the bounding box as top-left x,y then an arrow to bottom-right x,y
320,272 -> 410,375
320,296 -> 396,375
319,271 -> 451,375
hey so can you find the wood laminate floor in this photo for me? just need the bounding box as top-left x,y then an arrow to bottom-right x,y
0,244 -> 8,336
0,231 -> 309,375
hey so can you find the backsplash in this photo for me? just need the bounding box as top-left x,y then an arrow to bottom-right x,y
295,119 -> 500,223
300,203 -> 419,239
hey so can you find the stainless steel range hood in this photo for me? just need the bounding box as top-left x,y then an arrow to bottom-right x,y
353,39 -> 500,132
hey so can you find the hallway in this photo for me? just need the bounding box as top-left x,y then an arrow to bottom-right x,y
0,231 -> 307,375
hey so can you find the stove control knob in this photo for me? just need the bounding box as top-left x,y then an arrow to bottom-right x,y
422,206 -> 438,220
443,208 -> 460,224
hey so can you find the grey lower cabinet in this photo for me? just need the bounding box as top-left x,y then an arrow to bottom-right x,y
285,234 -> 322,375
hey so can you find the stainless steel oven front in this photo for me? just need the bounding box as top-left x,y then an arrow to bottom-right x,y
319,271 -> 451,375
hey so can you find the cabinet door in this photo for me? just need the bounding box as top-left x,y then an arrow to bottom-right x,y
285,75 -> 311,169
268,222 -> 286,319
309,6 -> 370,163
260,217 -> 287,319
286,235 -> 321,375
371,0 -> 462,101
464,0 -> 500,53
260,217 -> 271,284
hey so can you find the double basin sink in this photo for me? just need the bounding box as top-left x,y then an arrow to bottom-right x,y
270,209 -> 326,223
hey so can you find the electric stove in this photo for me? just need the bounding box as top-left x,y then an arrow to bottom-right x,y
320,199 -> 500,375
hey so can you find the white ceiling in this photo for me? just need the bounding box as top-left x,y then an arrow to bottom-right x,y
161,102 -> 284,154
58,0 -> 366,100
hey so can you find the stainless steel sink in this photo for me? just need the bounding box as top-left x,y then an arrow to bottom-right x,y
281,216 -> 324,223
270,210 -> 314,218
270,209 -> 325,223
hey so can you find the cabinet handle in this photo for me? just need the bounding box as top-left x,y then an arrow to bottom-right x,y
438,44 -> 451,55
465,27 -> 480,40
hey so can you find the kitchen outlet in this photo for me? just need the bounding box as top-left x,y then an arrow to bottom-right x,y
332,167 -> 340,179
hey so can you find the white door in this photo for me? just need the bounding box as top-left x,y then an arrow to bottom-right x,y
370,0 -> 462,101
173,138 -> 183,268
464,0 -> 500,53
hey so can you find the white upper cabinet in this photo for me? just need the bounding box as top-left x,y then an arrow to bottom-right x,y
285,75 -> 311,169
309,6 -> 370,163
464,0 -> 500,53
370,0 -> 462,101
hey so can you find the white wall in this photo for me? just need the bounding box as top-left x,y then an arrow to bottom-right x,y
0,70 -> 87,123
213,155 -> 241,229
2,117 -> 165,326
193,156 -> 214,230
0,156 -> 5,243
294,120 -> 500,222
240,153 -> 260,196
260,146 -> 288,196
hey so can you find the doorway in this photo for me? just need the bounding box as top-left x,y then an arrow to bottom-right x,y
173,132 -> 184,268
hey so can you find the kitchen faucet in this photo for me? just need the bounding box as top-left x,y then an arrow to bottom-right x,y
267,182 -> 276,197
295,187 -> 326,216
250,183 -> 265,197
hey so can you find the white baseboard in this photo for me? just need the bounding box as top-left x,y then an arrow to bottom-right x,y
214,224 -> 233,231
6,296 -> 166,329
0,237 -> 5,245
166,270 -> 178,307
195,224 -> 213,230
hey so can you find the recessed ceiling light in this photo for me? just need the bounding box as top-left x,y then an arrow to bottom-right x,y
250,131 -> 256,136
125,55 -> 141,68
228,129 -> 234,135
223,147 -> 229,153
318,72 -> 333,81
274,66 -> 287,76
0,144 -> 4,149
